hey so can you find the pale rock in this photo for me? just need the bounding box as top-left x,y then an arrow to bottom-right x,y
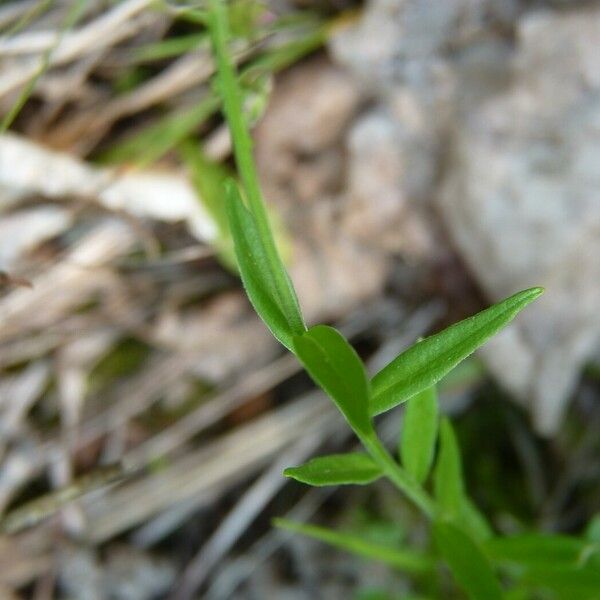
438,7 -> 600,433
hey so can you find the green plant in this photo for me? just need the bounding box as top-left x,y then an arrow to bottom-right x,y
206,2 -> 599,598
100,3 -> 325,167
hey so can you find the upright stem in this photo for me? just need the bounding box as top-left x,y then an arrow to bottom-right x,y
208,4 -> 276,263
362,433 -> 436,519
208,0 -> 305,328
208,0 -> 263,212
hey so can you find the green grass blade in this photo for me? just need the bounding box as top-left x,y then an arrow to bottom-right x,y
244,27 -> 326,75
133,34 -> 207,62
101,96 -> 219,167
434,521 -> 503,600
226,181 -> 304,349
284,453 -> 383,486
2,0 -> 53,38
180,140 -> 237,268
370,288 -> 544,415
400,385 -> 439,484
180,140 -> 231,237
274,519 -> 434,574
434,418 -> 464,521
293,325 -> 372,436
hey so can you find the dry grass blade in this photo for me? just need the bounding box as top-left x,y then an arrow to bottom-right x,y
0,0 -> 153,99
0,463 -> 125,535
174,434 -> 329,600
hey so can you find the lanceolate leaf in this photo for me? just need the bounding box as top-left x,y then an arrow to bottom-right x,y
226,181 -> 305,349
293,325 -> 372,436
400,385 -> 439,484
274,519 -> 434,573
434,521 -> 503,600
284,453 -> 383,486
370,288 -> 544,415
434,418 -> 464,521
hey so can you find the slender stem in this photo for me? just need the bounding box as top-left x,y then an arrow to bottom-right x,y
208,0 -> 305,329
208,3 -> 278,268
208,0 -> 263,211
361,433 -> 435,519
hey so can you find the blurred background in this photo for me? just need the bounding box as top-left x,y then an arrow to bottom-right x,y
0,0 -> 598,598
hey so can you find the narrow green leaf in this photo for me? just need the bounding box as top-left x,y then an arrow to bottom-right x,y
274,518 -> 434,573
461,498 -> 494,542
485,534 -> 598,567
434,521 -> 503,600
182,144 -> 236,270
284,453 -> 383,486
293,325 -> 372,436
400,385 -> 439,484
101,96 -> 219,167
371,288 -> 544,415
431,420 -> 493,541
521,564 -> 600,598
180,140 -> 231,239
133,34 -> 207,62
226,182 -> 305,349
434,419 -> 464,521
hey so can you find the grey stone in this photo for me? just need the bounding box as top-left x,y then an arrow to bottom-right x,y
331,0 -> 600,433
438,7 -> 600,433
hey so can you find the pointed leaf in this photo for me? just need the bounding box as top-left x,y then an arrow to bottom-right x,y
371,288 -> 544,415
434,521 -> 503,600
284,453 -> 383,486
293,325 -> 372,436
434,418 -> 464,521
400,385 -> 439,484
274,518 -> 434,573
226,182 -> 305,349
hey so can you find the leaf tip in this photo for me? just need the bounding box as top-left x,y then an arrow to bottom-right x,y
507,286 -> 545,311
525,286 -> 545,300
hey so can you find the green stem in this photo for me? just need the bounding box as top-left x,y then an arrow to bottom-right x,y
208,5 -> 280,276
362,433 -> 436,519
208,0 -> 305,330
208,0 -> 263,211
